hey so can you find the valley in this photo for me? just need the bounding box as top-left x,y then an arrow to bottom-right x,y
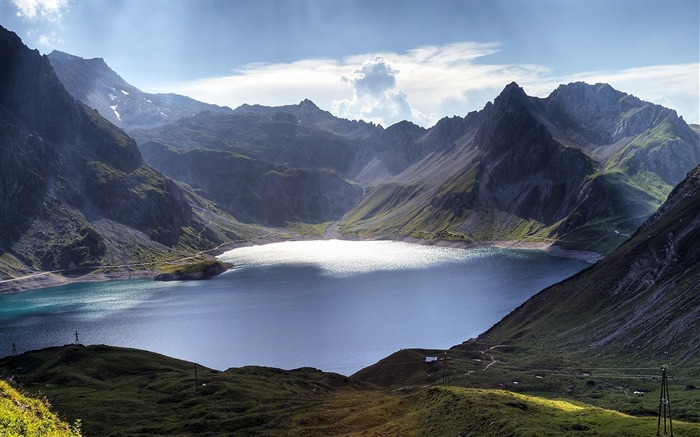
1,22 -> 699,437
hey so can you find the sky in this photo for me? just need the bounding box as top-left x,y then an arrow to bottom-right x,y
1,0 -> 698,128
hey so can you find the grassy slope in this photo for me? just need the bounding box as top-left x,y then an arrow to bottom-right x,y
355,167 -> 700,426
1,345 -> 698,436
1,379 -> 81,436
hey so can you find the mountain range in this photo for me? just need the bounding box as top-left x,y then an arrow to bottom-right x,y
3,24 -> 700,288
50,51 -> 698,252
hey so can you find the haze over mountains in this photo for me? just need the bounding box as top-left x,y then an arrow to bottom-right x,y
2,24 -> 699,287
47,50 -> 233,130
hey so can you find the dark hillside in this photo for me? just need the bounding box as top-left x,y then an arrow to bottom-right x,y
480,164 -> 700,365
0,27 -> 259,287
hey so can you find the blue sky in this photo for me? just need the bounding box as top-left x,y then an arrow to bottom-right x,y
2,0 -> 698,127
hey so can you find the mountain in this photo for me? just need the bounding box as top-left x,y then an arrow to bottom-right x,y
132,101 -> 383,226
340,82 -> 700,252
353,164 -> 700,421
47,50 -> 232,131
137,82 -> 698,252
48,47 -> 699,253
0,27 -> 257,289
480,163 -> 700,364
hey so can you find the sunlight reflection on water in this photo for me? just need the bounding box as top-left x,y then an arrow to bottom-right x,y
218,240 -> 502,277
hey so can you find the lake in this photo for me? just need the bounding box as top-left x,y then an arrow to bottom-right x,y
0,240 -> 589,375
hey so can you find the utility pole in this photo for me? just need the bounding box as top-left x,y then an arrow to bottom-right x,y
194,363 -> 199,392
74,330 -> 79,345
657,365 -> 673,436
442,351 -> 450,386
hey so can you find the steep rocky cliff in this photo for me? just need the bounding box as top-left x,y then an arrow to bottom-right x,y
0,27 -> 254,286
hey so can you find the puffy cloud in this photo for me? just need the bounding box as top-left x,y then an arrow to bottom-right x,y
333,57 -> 420,127
343,57 -> 398,97
12,0 -> 70,21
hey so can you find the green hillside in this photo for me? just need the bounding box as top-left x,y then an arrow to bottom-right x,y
1,379 -> 81,436
1,345 -> 698,436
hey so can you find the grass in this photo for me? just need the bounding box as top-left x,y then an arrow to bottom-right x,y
0,379 -> 81,436
284,221 -> 332,237
1,345 -> 699,436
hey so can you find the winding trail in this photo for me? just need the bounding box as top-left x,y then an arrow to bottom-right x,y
466,345 -> 506,375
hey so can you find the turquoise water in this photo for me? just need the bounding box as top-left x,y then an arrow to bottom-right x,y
0,241 -> 589,375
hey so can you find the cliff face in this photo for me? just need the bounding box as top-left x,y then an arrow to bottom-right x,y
0,27 -> 253,284
140,141 -> 363,226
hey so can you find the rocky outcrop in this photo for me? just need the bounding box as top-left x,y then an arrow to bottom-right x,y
154,260 -> 231,281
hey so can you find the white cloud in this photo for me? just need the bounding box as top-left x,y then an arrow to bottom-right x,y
36,30 -> 62,47
152,41 -> 700,127
12,0 -> 70,21
333,57 -> 418,126
344,57 -> 398,97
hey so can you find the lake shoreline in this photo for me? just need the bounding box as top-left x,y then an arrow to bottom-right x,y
0,235 -> 601,294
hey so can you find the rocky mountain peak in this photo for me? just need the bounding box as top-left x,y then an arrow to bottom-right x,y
545,81 -> 677,144
492,81 -> 528,108
49,50 -> 110,71
299,98 -> 320,110
47,50 -> 232,131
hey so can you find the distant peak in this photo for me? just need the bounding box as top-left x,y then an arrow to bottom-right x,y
48,50 -> 108,67
548,82 -> 639,109
493,81 -> 528,106
503,81 -> 522,91
299,99 -> 319,109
